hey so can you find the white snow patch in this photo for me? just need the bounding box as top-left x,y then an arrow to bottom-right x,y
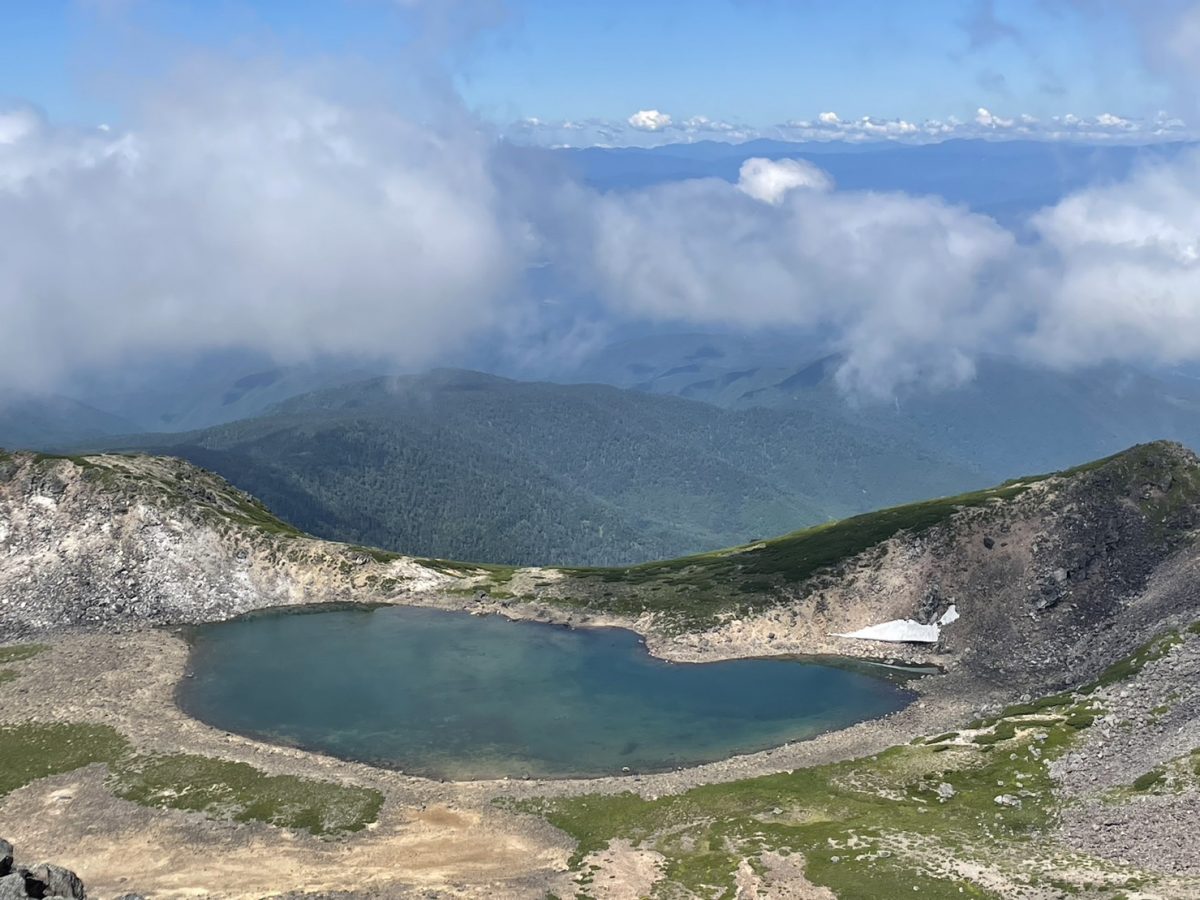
835,603 -> 959,644
29,495 -> 57,510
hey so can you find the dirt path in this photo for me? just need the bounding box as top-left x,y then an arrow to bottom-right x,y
2,767 -> 566,899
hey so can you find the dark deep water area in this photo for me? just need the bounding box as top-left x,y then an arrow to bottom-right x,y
178,605 -> 916,780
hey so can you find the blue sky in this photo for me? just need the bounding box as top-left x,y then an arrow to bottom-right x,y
0,0 -> 1185,144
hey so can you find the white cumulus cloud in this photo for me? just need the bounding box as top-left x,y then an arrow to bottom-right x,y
1025,149 -> 1200,366
736,157 -> 833,204
627,109 -> 673,131
975,106 -> 1014,128
0,66 -> 528,390
574,167 -> 1022,396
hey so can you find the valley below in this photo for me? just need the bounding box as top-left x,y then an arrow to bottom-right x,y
2,443 -> 1200,898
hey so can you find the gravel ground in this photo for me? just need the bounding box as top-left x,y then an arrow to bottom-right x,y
1054,629 -> 1200,877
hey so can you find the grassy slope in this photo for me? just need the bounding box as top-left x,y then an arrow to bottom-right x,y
0,721 -> 382,836
513,628 -> 1194,899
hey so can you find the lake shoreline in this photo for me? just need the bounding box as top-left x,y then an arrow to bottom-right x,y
175,604 -> 925,781
0,601 -> 1073,900
1,620 -> 1000,798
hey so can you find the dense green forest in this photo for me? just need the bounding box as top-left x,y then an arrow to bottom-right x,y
110,370 -> 979,566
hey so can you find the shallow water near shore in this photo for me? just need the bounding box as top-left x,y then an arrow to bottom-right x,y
178,606 -> 916,780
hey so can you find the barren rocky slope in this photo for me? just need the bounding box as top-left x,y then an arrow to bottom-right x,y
0,450 -> 459,637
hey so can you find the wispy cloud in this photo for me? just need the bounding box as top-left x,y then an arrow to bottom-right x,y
959,0 -> 1023,50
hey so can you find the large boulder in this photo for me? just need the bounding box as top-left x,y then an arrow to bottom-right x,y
0,840 -> 11,877
24,864 -> 86,900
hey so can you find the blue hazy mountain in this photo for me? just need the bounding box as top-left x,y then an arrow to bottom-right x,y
0,395 -> 138,450
582,333 -> 1200,483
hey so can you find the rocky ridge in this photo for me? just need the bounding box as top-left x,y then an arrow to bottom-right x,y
0,452 -> 457,637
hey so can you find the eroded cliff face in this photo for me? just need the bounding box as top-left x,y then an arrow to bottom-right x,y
0,452 -> 454,638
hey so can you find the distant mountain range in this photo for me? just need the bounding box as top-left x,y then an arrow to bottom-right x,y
571,334 -> 1200,482
0,395 -> 138,450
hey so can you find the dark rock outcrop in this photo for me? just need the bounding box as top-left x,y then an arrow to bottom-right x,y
25,865 -> 86,900
0,842 -> 89,900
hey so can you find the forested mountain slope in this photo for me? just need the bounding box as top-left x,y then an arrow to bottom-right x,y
104,370 -> 977,566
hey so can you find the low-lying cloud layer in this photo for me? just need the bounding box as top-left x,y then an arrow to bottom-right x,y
4,30 -> 1200,398
576,148 -> 1200,396
1028,151 -> 1200,367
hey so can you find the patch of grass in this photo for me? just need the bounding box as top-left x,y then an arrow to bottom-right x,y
222,492 -> 305,537
409,555 -> 520,594
1111,748 -> 1200,799
0,643 -> 47,665
0,722 -> 381,836
514,704 -> 1089,898
926,732 -> 959,744
1131,769 -> 1166,792
0,644 -> 49,689
112,754 -> 383,835
971,717 -> 1063,745
999,692 -> 1074,718
0,723 -> 131,798
349,545 -> 402,564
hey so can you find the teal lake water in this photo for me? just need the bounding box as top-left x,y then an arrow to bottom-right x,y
178,606 -> 916,779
